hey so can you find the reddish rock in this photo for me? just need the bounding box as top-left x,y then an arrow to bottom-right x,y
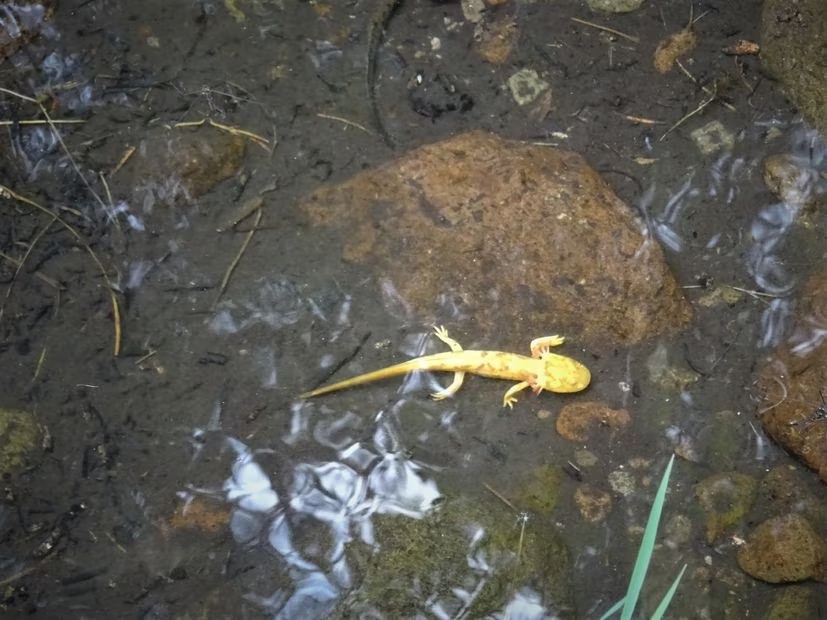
755,270 -> 827,483
162,497 -> 231,537
300,131 -> 691,344
737,513 -> 827,583
556,401 -> 631,443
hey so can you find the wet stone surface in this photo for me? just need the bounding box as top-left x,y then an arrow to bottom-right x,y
301,130 -> 692,345
736,513 -> 827,584
765,585 -> 819,620
109,126 -> 247,213
694,471 -> 757,544
756,269 -> 827,483
761,0 -> 827,135
555,401 -> 631,443
0,408 -> 41,477
762,153 -> 824,213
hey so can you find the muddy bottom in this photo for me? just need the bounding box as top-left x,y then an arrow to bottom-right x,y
1,0 -> 826,618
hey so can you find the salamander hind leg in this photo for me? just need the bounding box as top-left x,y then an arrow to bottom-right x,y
430,326 -> 465,400
432,325 -> 463,352
431,371 -> 466,400
530,335 -> 565,358
502,381 -> 531,409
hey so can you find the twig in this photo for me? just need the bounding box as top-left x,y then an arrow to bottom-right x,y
0,251 -> 63,290
213,206 -> 263,308
0,87 -> 111,214
0,215 -> 56,323
0,184 -> 122,356
216,196 -> 264,233
316,112 -> 375,136
134,349 -> 157,366
0,564 -> 40,588
483,482 -> 517,512
0,119 -> 86,126
110,146 -> 136,177
681,283 -> 783,300
516,513 -> 527,563
759,375 -> 788,414
32,346 -> 47,382
676,60 -> 736,112
725,285 -> 783,300
173,118 -> 270,151
659,91 -> 717,141
570,17 -> 639,44
619,113 -> 665,125
98,172 -> 124,241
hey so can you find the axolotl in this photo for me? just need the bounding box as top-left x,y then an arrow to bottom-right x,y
300,326 -> 590,408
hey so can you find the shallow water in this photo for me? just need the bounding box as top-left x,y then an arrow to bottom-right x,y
1,0 -> 826,618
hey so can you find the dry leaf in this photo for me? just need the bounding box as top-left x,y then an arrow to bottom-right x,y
653,28 -> 697,73
722,39 -> 760,56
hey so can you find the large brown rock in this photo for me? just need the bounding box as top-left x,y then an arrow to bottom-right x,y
755,269 -> 827,483
762,0 -> 827,135
300,131 -> 691,344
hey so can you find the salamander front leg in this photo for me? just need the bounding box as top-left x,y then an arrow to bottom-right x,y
530,335 -> 565,359
432,325 -> 463,352
502,381 -> 531,409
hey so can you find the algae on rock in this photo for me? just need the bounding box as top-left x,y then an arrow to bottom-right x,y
341,495 -> 574,616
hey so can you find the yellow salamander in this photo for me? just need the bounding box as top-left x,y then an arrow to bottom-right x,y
300,326 -> 590,408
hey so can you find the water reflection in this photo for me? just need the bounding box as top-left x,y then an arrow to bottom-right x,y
751,127 -> 826,347
639,124 -> 826,349
220,412 -> 441,617
209,276 -> 303,334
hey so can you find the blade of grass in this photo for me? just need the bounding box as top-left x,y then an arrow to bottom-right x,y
651,563 -> 687,620
599,597 -> 625,620
620,454 -> 675,620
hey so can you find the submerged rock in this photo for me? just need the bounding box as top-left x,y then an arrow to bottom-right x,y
573,484 -> 612,523
694,472 -> 757,544
759,467 -> 827,531
300,131 -> 691,344
514,463 -> 564,516
764,585 -> 818,620
586,0 -> 644,13
0,408 -> 41,477
755,270 -> 827,483
736,513 -> 827,583
556,401 -> 631,443
762,154 -> 823,213
343,495 -> 574,617
115,126 -> 246,210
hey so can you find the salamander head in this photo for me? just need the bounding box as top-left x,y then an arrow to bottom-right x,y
540,353 -> 591,393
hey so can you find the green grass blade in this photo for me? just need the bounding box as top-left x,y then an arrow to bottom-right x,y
651,564 -> 687,620
598,597 -> 625,620
619,454 -> 675,620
